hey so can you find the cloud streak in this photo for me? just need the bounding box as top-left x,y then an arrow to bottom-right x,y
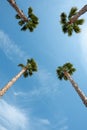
0,99 -> 51,130
38,118 -> 50,125
0,30 -> 29,63
79,24 -> 87,71
0,99 -> 28,130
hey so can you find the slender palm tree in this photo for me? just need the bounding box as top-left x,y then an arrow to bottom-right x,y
7,0 -> 39,31
56,62 -> 87,107
60,5 -> 87,36
0,58 -> 37,96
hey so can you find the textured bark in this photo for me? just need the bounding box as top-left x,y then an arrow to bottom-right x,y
0,68 -> 27,96
64,71 -> 87,107
70,5 -> 87,23
7,0 -> 28,22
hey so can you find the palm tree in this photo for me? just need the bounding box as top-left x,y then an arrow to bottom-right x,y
7,0 -> 39,31
60,5 -> 87,36
0,58 -> 37,96
56,62 -> 87,107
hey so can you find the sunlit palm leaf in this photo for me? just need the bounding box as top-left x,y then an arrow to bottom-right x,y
68,7 -> 78,19
75,19 -> 84,25
73,24 -> 81,33
67,26 -> 73,36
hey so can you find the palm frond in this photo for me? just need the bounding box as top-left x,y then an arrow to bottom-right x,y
18,20 -> 25,26
68,7 -> 78,19
15,14 -> 21,19
18,64 -> 25,68
60,12 -> 67,24
28,27 -> 34,32
28,69 -> 33,76
23,71 -> 29,78
67,25 -> 73,36
56,67 -> 64,80
63,76 -> 68,80
62,24 -> 68,33
28,7 -> 33,15
21,25 -> 27,31
71,68 -> 76,72
73,24 -> 81,33
75,19 -> 84,25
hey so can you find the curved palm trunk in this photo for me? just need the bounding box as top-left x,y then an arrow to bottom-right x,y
70,5 -> 87,23
0,68 -> 27,96
7,0 -> 28,22
64,71 -> 87,107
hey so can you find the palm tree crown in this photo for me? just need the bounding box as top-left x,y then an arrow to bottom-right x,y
15,7 -> 39,32
8,0 -> 39,32
18,58 -> 38,77
60,7 -> 84,36
56,62 -> 76,80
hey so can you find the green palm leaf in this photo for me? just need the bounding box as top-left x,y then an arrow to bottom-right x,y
60,12 -> 67,24
67,25 -> 73,36
68,7 -> 78,19
15,14 -> 21,19
28,7 -> 33,15
18,64 -> 25,68
73,24 -> 81,33
75,19 -> 84,25
18,20 -> 25,26
62,24 -> 68,33
23,71 -> 29,78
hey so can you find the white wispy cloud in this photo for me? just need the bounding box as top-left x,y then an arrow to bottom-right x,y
13,91 -> 26,96
0,99 -> 51,130
0,99 -> 29,130
79,24 -> 87,71
38,118 -> 50,125
0,30 -> 29,63
0,125 -> 7,130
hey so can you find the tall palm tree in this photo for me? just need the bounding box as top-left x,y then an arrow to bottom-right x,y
60,5 -> 87,36
0,58 -> 37,96
56,62 -> 87,107
7,0 -> 39,31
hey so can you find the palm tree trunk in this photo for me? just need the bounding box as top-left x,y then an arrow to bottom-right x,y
0,68 -> 27,96
64,71 -> 87,107
70,5 -> 87,23
7,0 -> 28,22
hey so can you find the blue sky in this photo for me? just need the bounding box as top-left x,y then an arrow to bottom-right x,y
0,0 -> 87,130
